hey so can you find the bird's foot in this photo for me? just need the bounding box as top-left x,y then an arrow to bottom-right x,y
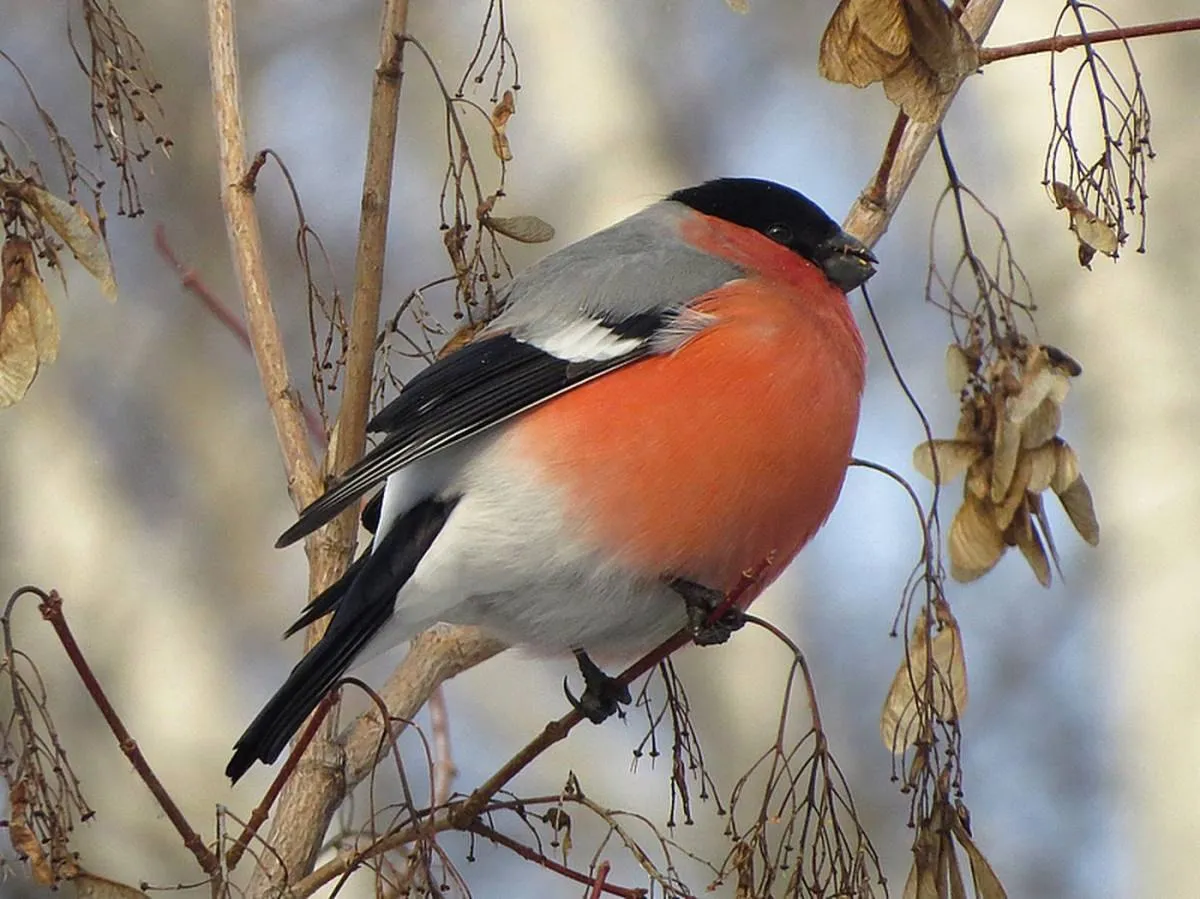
667,576 -> 746,646
564,650 -> 631,723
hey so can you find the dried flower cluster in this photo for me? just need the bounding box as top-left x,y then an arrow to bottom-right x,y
914,341 -> 1100,586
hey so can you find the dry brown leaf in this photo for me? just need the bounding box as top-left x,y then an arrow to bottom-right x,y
1057,476 -> 1100,546
989,413 -> 1021,503
486,214 -> 556,244
903,0 -> 979,89
819,0 -> 910,87
882,55 -> 946,123
949,493 -> 1004,582
1072,208 -> 1119,257
1019,397 -> 1061,449
1010,506 -> 1051,587
74,871 -> 150,899
912,439 -> 981,484
0,302 -> 40,407
1050,440 -> 1081,493
3,238 -> 59,363
952,820 -> 1009,899
945,343 -> 973,394
1024,441 -> 1059,494
490,89 -> 516,162
880,608 -> 968,753
17,185 -> 118,300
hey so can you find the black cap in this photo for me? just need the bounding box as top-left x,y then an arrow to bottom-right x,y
669,178 -> 876,292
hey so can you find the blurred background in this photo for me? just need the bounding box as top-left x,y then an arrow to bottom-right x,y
1,0 -> 1198,896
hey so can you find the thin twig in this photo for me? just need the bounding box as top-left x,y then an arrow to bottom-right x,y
34,590 -> 220,878
468,825 -> 642,899
154,224 -> 326,442
427,685 -> 456,805
980,16 -> 1200,63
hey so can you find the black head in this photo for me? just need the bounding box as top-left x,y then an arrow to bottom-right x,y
668,178 -> 876,292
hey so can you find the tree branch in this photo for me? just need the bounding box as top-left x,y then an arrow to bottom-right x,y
205,0 -> 320,508
241,0 -> 412,892
842,0 -> 1006,248
980,16 -> 1200,64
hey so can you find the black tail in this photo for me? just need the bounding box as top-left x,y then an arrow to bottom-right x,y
226,497 -> 457,783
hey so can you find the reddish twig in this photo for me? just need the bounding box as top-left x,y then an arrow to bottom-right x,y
32,589 -> 220,878
224,692 -> 337,871
427,685 -> 456,805
981,16 -> 1200,63
154,224 -> 326,444
468,825 -> 642,899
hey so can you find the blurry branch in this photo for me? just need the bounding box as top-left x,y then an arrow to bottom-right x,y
154,225 -> 327,443
979,16 -> 1200,63
842,0 -> 1004,248
7,588 -> 219,881
205,0 -> 321,507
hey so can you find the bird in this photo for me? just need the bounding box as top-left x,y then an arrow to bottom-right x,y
226,177 -> 875,783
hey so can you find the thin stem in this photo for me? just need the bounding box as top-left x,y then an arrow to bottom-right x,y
980,16 -> 1200,63
35,591 -> 220,878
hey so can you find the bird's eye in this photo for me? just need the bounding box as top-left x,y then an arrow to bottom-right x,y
766,222 -> 793,245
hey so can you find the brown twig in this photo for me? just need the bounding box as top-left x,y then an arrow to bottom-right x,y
205,0 -> 320,510
33,589 -> 220,878
980,16 -> 1200,63
224,692 -> 337,871
842,0 -> 1005,247
153,224 -> 326,443
468,825 -> 642,899
427,685 -> 456,805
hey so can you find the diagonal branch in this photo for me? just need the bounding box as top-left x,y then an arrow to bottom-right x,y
842,0 -> 1006,248
205,0 -> 320,509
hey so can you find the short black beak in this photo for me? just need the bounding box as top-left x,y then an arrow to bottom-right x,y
816,230 -> 877,292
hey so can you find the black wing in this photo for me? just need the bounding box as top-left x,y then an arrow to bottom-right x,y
275,331 -> 651,548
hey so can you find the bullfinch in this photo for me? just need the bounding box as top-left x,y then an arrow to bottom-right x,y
226,178 -> 874,783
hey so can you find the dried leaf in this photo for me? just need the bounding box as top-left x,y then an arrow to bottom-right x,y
819,0 -> 909,88
1072,208 -> 1119,257
952,820 -> 1009,899
903,0 -> 978,89
1010,506 -> 1051,587
1050,440 -> 1081,493
881,608 -> 968,752
1057,476 -> 1100,546
993,458 -> 1031,532
882,55 -> 945,123
490,89 -> 516,162
485,214 -> 556,244
964,455 -> 991,500
1019,397 -> 1061,449
725,0 -> 750,11
3,238 -> 58,363
945,343 -> 973,394
9,781 -> 54,885
16,184 -> 118,300
1051,181 -> 1084,212
1024,441 -> 1059,493
990,413 -> 1021,503
949,493 -> 1004,582
0,302 -> 39,407
912,439 -> 980,484
74,871 -> 150,899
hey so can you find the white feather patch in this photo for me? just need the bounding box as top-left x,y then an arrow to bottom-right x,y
527,319 -> 646,362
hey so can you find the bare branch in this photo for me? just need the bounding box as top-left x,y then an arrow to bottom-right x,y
842,0 -> 1005,247
204,0 -> 321,508
981,16 -> 1200,63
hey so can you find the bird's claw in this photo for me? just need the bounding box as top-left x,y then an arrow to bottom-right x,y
668,576 -> 746,646
565,650 -> 631,723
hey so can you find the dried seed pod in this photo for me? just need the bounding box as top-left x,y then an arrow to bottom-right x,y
912,439 -> 981,484
949,493 -> 1005,582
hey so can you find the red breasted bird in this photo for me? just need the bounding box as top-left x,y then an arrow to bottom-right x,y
226,178 -> 874,782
